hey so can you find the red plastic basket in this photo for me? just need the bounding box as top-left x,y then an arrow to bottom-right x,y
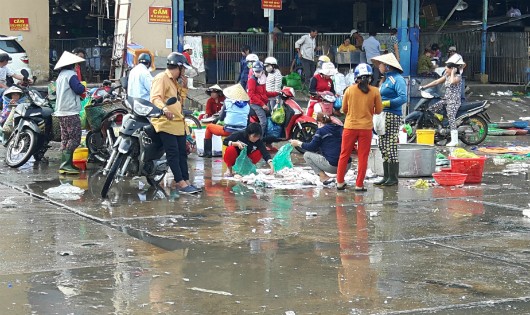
432,172 -> 468,186
449,156 -> 486,183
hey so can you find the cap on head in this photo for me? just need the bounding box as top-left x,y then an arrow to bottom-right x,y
0,53 -> 13,62
448,46 -> 457,52
183,44 -> 192,51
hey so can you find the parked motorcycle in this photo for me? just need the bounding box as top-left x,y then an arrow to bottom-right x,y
85,81 -> 129,163
101,96 -> 177,198
4,70 -> 57,167
250,87 -> 317,153
405,83 -> 490,146
311,91 -> 343,126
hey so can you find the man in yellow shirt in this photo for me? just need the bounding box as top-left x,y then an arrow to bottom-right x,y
338,38 -> 357,53
150,52 -> 200,194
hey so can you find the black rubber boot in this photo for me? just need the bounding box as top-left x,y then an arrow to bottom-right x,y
200,138 -> 212,158
382,162 -> 399,186
374,161 -> 389,185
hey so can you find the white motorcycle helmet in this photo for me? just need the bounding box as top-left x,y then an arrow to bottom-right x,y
264,56 -> 278,65
445,54 -> 465,66
245,54 -> 259,62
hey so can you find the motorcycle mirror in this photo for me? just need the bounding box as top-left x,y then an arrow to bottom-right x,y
166,97 -> 178,106
21,69 -> 29,79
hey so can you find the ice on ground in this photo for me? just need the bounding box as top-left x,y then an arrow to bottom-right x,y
228,166 -> 357,189
44,184 -> 85,200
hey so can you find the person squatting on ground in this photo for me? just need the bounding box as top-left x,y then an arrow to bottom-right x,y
223,123 -> 274,177
239,52 -> 258,90
290,112 -> 350,185
418,54 -> 465,147
203,84 -> 226,118
150,52 -> 200,194
336,63 -> 383,191
308,62 -> 337,117
295,28 -> 318,89
127,53 -> 153,101
54,51 -> 87,175
371,53 -> 407,186
201,84 -> 250,158
264,56 -> 282,110
248,61 -> 277,134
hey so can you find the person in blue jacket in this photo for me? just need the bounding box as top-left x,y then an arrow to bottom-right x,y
289,112 -> 351,185
237,46 -> 256,90
370,53 -> 407,186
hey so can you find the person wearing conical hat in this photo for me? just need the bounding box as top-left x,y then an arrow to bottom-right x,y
200,84 -> 250,158
54,51 -> 87,175
370,53 -> 407,187
204,84 -> 225,118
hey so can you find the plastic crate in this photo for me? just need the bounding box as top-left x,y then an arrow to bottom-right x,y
432,172 -> 467,186
449,156 -> 487,183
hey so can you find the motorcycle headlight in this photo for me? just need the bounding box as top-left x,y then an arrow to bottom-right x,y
133,101 -> 152,116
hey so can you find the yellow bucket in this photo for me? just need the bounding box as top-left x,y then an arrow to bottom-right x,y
73,147 -> 89,160
416,129 -> 435,145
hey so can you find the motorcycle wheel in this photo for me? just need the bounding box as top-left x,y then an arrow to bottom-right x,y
5,130 -> 37,168
291,122 -> 318,153
101,153 -> 125,198
459,115 -> 488,145
86,131 -> 108,163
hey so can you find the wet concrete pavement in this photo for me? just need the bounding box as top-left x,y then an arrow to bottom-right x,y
0,96 -> 530,314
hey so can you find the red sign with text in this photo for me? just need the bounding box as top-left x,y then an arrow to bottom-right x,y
9,18 -> 30,31
148,7 -> 172,24
261,0 -> 282,10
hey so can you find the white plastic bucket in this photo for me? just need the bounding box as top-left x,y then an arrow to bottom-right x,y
194,129 -> 223,157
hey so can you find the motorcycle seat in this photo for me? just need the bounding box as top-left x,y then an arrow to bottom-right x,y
458,101 -> 485,113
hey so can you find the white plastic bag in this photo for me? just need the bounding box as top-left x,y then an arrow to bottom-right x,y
333,73 -> 347,95
345,70 -> 356,87
373,112 -> 386,135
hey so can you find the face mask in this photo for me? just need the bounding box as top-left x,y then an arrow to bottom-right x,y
266,65 -> 273,73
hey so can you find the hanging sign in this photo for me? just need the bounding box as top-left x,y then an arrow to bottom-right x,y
148,7 -> 172,24
9,18 -> 30,31
261,0 -> 282,10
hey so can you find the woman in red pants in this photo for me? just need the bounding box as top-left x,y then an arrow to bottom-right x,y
336,63 -> 383,191
222,123 -> 274,177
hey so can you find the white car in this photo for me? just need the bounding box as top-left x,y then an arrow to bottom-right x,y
0,35 -> 33,82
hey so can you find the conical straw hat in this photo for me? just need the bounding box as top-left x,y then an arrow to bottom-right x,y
54,51 -> 85,70
223,84 -> 249,101
370,53 -> 403,73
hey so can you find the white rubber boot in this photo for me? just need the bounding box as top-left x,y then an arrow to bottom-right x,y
187,77 -> 197,89
446,130 -> 459,147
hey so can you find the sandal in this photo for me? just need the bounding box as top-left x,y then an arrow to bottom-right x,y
322,178 -> 335,185
336,183 -> 347,191
354,187 -> 367,192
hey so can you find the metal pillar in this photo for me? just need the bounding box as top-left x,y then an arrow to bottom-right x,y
268,9 -> 274,56
480,0 -> 488,75
397,0 -> 411,75
172,0 -> 184,52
